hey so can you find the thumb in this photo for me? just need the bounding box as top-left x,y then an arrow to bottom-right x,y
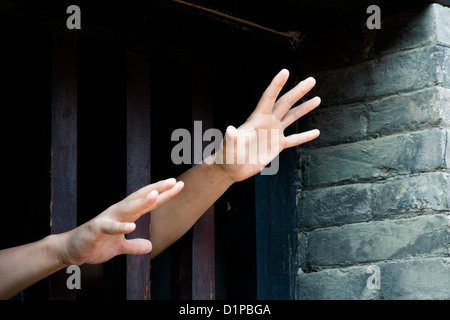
225,125 -> 238,142
121,238 -> 152,255
223,125 -> 239,164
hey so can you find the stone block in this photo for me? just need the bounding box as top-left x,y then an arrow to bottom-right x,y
372,172 -> 450,218
309,46 -> 447,105
369,86 -> 450,136
298,183 -> 372,230
297,257 -> 450,300
297,4 -> 448,73
298,102 -> 368,147
302,128 -> 448,187
307,214 -> 449,268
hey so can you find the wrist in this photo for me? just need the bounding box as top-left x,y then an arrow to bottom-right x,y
44,233 -> 70,269
203,154 -> 236,185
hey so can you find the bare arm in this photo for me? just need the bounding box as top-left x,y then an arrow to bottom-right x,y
150,158 -> 234,257
0,235 -> 64,300
0,178 -> 183,300
150,69 -> 321,257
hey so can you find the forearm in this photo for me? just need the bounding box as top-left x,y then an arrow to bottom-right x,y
0,234 -> 66,300
149,158 -> 234,257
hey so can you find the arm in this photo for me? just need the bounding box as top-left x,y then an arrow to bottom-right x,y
0,235 -> 64,300
150,69 -> 321,257
0,178 -> 183,300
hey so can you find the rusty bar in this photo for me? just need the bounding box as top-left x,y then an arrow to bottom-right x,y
191,67 -> 215,300
50,32 -> 78,300
126,51 -> 152,300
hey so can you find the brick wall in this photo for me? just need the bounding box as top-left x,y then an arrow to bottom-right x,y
295,3 -> 450,299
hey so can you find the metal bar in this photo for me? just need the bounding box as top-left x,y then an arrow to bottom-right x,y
50,32 -> 78,300
126,51 -> 152,300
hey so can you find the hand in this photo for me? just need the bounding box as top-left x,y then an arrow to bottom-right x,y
214,69 -> 321,182
56,178 -> 184,266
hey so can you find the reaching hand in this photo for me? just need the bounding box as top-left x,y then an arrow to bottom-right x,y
214,69 -> 321,182
56,178 -> 184,266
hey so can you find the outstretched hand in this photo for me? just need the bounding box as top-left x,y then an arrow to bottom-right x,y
214,69 -> 321,182
56,178 -> 184,266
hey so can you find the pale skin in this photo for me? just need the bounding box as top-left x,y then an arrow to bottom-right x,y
0,69 -> 320,299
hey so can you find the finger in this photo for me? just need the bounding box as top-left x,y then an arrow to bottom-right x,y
126,178 -> 177,201
101,220 -> 136,235
151,181 -> 184,209
127,181 -> 184,220
113,189 -> 159,221
223,125 -> 238,164
225,125 -> 239,142
254,69 -> 290,114
284,129 -> 320,149
273,77 -> 316,119
281,96 -> 321,129
106,190 -> 159,222
120,238 -> 152,255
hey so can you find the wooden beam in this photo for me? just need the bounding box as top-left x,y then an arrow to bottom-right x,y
170,68 -> 216,300
50,32 -> 78,300
255,148 -> 298,299
191,68 -> 215,300
126,51 -> 152,300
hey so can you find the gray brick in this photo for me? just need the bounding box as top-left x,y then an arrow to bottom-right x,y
297,232 -> 308,271
298,102 -> 368,147
372,172 -> 450,218
297,258 -> 450,300
297,264 -> 369,300
435,4 -> 450,47
297,5 -> 446,73
298,183 -> 372,230
380,257 -> 450,299
369,86 -> 450,136
309,46 -> 447,105
302,128 -> 448,187
373,5 -> 440,55
307,214 -> 449,268
300,86 -> 450,148
443,47 -> 450,88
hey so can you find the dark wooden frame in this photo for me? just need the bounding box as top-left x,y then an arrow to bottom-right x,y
190,68 -> 216,300
50,32 -> 78,300
2,1 -> 296,300
126,51 -> 152,300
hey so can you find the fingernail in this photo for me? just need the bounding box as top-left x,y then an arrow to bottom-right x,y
176,181 -> 184,187
126,223 -> 136,232
146,190 -> 158,198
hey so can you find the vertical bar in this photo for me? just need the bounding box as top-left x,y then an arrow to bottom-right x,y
255,148 -> 297,299
50,32 -> 78,300
126,51 -> 152,300
191,68 -> 215,300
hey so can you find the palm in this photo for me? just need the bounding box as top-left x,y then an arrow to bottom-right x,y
59,178 -> 184,266
216,69 -> 321,182
65,223 -> 129,265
